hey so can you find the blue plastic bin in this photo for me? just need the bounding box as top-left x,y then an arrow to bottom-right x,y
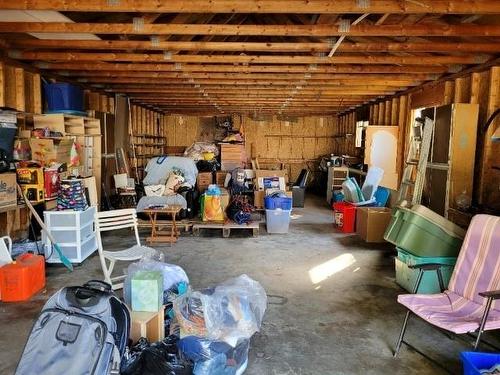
461,352 -> 500,375
44,83 -> 84,113
264,196 -> 292,210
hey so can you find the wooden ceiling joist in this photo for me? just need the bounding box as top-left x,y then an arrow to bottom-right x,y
10,40 -> 500,53
68,71 -> 436,81
12,51 -> 486,65
78,78 -> 419,86
2,22 -> 500,37
37,63 -> 450,74
0,0 -> 497,14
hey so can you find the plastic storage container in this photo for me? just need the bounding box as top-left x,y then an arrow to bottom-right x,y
384,205 -> 465,257
395,248 -> 456,294
42,206 -> 97,264
0,253 -> 45,302
461,352 -> 500,375
264,196 -> 292,210
44,82 -> 84,113
266,209 -> 291,234
333,201 -> 356,233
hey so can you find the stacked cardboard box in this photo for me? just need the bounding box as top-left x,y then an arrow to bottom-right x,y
220,144 -> 246,171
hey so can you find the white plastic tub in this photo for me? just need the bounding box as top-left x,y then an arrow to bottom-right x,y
266,209 -> 291,234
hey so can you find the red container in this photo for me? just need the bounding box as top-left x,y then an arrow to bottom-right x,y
44,169 -> 60,199
0,254 -> 45,302
333,202 -> 356,233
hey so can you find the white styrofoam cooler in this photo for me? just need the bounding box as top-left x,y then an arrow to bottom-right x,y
42,206 -> 97,264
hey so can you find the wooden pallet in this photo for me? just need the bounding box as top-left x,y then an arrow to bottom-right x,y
192,221 -> 259,238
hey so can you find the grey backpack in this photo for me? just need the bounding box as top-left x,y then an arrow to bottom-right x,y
16,280 -> 130,375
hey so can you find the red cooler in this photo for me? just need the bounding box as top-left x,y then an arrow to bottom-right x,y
333,202 -> 356,233
0,253 -> 46,302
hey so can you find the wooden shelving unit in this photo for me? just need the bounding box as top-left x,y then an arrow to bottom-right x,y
129,104 -> 167,180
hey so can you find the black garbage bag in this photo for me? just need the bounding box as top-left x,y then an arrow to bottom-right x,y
121,336 -> 193,375
196,160 -> 219,172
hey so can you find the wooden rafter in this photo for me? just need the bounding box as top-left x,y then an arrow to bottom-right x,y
38,62 -> 449,74
1,22 -> 500,37
11,51 -> 487,65
0,0 -> 498,14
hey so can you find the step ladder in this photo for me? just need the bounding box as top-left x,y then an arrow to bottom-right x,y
398,117 -> 435,205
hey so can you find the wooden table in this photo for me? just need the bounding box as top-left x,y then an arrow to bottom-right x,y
143,206 -> 183,245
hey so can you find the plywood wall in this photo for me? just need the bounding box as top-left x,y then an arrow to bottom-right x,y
338,64 -> 500,213
161,114 -> 338,182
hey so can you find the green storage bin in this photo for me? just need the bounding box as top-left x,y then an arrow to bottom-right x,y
131,271 -> 163,312
395,249 -> 457,294
384,205 -> 465,257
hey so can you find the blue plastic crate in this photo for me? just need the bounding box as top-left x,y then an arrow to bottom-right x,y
461,352 -> 500,375
264,196 -> 292,210
44,83 -> 84,113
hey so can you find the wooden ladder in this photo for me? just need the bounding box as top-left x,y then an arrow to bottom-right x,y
398,117 -> 435,205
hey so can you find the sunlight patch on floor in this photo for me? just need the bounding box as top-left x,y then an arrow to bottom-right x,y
308,253 -> 356,284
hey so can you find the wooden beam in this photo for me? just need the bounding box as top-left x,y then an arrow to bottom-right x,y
77,77 -> 419,86
38,62 -> 449,74
2,22 -> 500,37
66,71 -> 436,81
11,51 -> 484,65
13,39 -> 500,53
0,1 -> 497,14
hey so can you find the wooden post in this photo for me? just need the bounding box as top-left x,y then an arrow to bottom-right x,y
478,67 -> 500,209
444,81 -> 455,104
378,102 -> 385,124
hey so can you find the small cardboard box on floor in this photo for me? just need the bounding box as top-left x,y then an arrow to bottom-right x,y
356,207 -> 392,243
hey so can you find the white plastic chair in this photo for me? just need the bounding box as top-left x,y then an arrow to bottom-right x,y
94,208 -> 156,290
0,236 -> 13,267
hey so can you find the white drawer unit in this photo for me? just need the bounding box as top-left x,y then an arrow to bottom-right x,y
42,206 -> 97,264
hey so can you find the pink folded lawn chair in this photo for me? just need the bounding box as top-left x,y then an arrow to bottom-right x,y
394,214 -> 500,356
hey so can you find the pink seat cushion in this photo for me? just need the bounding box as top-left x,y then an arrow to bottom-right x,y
398,291 -> 500,334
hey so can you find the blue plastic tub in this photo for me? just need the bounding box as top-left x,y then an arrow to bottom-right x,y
264,196 -> 292,210
44,83 -> 84,113
461,352 -> 500,375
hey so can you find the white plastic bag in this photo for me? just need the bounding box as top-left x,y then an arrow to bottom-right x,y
173,274 -> 267,346
124,256 -> 189,306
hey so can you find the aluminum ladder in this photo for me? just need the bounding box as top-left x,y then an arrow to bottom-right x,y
398,117 -> 435,205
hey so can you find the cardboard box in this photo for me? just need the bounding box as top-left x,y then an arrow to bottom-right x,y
254,169 -> 289,190
131,271 -> 163,312
0,173 -> 17,207
356,207 -> 392,243
216,171 -> 229,186
197,172 -> 213,193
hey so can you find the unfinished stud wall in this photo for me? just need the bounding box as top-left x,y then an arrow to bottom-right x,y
161,114 -> 338,182
339,65 -> 500,213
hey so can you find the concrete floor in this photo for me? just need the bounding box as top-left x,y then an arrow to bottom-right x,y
0,195 -> 479,374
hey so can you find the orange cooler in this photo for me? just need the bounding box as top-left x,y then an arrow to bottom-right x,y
0,254 -> 46,302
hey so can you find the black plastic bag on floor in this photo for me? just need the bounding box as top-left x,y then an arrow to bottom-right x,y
196,159 -> 220,172
121,336 -> 193,375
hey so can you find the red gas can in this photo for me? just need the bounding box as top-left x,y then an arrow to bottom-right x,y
333,202 -> 356,233
0,253 -> 46,302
